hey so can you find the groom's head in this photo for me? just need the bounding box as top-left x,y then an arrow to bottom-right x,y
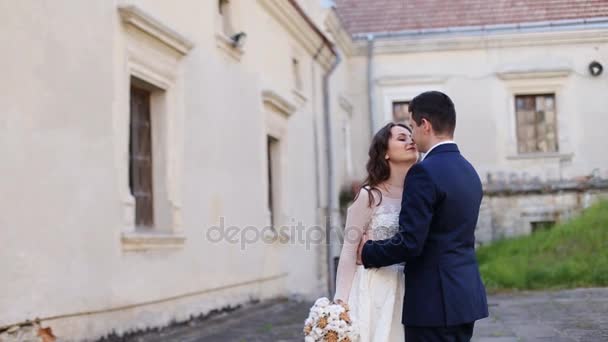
408,91 -> 456,153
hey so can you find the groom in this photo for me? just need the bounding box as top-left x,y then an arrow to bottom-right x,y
358,91 -> 488,341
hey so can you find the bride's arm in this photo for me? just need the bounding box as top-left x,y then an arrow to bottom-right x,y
333,188 -> 374,302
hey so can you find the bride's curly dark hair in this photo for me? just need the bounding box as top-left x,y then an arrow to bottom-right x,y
355,122 -> 412,207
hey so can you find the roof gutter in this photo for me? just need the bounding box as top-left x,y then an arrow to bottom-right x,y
351,16 -> 608,40
288,0 -> 337,56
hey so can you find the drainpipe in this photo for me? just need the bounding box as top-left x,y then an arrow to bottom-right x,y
366,34 -> 375,138
323,51 -> 341,296
312,45 -> 324,219
311,37 -> 340,296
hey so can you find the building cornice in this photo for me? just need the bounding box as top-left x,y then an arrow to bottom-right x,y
351,27 -> 608,55
257,0 -> 336,70
325,9 -> 354,57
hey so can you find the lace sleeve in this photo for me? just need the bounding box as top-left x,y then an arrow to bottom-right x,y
333,188 -> 374,302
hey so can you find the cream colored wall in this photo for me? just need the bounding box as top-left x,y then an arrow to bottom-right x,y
344,56 -> 374,181
0,0 -> 338,339
0,0 -> 122,333
361,39 -> 608,182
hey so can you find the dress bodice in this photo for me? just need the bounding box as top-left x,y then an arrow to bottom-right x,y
368,196 -> 402,240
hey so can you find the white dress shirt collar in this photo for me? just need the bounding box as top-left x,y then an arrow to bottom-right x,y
420,140 -> 456,161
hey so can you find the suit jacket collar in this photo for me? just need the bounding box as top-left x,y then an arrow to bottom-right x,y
423,143 -> 459,159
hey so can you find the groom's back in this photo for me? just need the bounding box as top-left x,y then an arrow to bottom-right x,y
424,148 -> 482,255
403,143 -> 489,327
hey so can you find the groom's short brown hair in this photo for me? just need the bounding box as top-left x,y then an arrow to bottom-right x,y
409,91 -> 456,136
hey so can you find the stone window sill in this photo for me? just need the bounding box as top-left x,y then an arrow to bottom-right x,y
121,231 -> 186,252
507,152 -> 573,161
215,33 -> 244,62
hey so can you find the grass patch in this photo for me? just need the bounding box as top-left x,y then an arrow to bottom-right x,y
477,200 -> 608,291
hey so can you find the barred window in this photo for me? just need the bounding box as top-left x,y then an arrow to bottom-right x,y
129,85 -> 154,228
515,94 -> 558,153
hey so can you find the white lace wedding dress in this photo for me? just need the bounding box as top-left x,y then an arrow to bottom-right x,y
334,186 -> 405,342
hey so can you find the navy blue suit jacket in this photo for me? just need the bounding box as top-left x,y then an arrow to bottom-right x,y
361,143 -> 488,327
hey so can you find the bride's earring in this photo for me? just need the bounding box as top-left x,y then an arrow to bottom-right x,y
385,155 -> 389,160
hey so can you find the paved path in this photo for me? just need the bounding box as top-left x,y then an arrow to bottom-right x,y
120,288 -> 608,342
473,288 -> 608,342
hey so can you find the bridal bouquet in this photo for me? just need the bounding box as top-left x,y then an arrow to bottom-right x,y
303,297 -> 358,342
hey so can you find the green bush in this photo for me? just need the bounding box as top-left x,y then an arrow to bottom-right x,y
477,200 -> 608,291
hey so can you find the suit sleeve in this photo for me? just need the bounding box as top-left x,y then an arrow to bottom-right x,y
361,164 -> 437,268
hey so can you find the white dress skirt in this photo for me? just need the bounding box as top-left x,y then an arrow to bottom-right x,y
347,200 -> 406,342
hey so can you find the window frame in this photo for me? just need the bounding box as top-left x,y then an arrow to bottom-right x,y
118,5 -> 192,251
500,73 -> 573,160
513,93 -> 559,154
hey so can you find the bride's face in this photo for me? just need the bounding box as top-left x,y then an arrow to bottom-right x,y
386,126 -> 418,163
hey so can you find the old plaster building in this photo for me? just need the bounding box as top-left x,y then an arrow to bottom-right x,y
0,0 -> 354,339
335,0 -> 608,243
1,0 -> 608,340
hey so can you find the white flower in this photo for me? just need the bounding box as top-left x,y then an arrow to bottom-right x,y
303,296 -> 360,341
314,297 -> 330,307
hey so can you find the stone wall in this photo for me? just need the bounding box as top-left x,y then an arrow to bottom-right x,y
476,177 -> 608,245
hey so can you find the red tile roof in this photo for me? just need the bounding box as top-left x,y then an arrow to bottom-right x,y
335,0 -> 608,35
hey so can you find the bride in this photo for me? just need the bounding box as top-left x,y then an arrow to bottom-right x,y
333,122 -> 418,341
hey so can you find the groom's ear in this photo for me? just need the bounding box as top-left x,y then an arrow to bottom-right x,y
421,117 -> 432,133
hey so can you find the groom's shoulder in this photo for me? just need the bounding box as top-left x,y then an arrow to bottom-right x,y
407,161 -> 436,181
418,150 -> 469,174
422,150 -> 482,184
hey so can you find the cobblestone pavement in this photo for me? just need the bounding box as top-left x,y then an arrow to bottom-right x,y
121,288 -> 608,342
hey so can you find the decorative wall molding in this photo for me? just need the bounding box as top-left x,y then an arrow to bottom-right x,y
118,4 -> 190,249
501,75 -> 571,160
496,68 -> 572,80
118,5 -> 194,56
506,152 -> 573,161
375,75 -> 449,86
262,90 -> 297,117
121,232 -> 186,252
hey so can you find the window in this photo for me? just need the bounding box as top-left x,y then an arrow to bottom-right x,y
292,58 -> 303,91
267,136 -> 280,228
129,84 -> 154,228
392,101 -> 410,123
118,4 -> 191,250
531,220 -> 555,233
218,0 -> 233,36
515,94 -> 558,153
262,90 -> 294,231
